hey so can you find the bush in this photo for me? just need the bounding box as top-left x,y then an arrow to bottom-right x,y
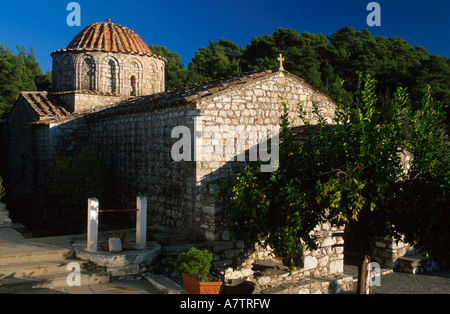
174,247 -> 214,282
50,150 -> 111,215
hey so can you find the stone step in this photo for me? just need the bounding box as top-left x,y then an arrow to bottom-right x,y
0,248 -> 74,267
0,260 -> 90,279
0,270 -> 110,293
0,218 -> 12,228
0,236 -> 74,267
0,203 -> 6,211
145,274 -> 185,294
0,210 -> 9,219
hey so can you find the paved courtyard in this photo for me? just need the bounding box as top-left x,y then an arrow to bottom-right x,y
344,264 -> 450,294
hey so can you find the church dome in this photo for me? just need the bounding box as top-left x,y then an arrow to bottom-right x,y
51,20 -> 166,98
65,20 -> 153,55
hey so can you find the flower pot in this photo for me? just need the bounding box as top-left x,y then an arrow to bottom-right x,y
182,272 -> 222,294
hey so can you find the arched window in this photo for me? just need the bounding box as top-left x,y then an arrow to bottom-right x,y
108,59 -> 118,93
61,56 -> 74,91
130,76 -> 137,96
81,58 -> 95,91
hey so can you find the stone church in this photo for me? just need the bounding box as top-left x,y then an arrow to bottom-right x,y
2,21 -> 359,289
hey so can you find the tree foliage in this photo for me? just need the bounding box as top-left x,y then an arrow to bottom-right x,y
0,44 -> 52,118
187,39 -> 243,84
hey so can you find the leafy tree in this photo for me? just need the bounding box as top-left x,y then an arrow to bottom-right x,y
149,44 -> 188,90
219,73 -> 449,294
187,39 -> 243,83
0,44 -> 51,118
392,86 -> 450,262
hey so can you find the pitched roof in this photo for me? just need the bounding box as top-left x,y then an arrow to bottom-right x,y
86,68 -> 335,121
85,69 -> 279,120
20,92 -> 71,122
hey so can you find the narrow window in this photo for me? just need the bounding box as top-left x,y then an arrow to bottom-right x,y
130,76 -> 137,96
109,60 -> 117,93
81,58 -> 94,91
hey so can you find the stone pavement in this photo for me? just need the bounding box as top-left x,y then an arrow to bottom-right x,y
343,264 -> 450,294
372,268 -> 450,294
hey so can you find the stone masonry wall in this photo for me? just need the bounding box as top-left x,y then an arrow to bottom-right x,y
52,51 -> 165,101
33,117 -> 90,209
85,105 -> 198,231
372,236 -> 415,269
6,97 -> 40,203
53,92 -> 128,113
222,223 -> 345,291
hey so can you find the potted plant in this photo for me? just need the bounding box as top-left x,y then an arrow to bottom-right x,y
112,230 -> 129,245
174,247 -> 222,294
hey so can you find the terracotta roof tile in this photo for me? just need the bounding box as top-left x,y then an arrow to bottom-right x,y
20,92 -> 71,121
62,21 -> 153,55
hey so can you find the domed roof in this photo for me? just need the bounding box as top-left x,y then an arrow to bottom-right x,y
65,20 -> 152,55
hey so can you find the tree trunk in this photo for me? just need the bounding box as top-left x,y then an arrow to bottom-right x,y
357,253 -> 373,294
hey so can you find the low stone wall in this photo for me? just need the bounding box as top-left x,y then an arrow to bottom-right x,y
371,236 -> 415,269
260,275 -> 354,294
221,223 -> 346,293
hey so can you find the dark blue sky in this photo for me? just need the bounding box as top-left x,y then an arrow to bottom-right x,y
1,0 -> 449,72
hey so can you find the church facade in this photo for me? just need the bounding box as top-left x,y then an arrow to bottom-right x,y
2,21 -> 351,283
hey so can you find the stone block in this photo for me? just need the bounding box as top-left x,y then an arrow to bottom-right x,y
329,260 -> 343,274
303,256 -> 318,270
257,276 -> 271,286
109,238 -> 123,253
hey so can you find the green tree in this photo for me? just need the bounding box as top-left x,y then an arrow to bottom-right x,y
0,44 -> 51,118
219,73 -> 449,294
187,39 -> 243,83
393,86 -> 450,262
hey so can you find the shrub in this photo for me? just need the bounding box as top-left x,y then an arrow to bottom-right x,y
50,150 -> 111,214
174,247 -> 214,282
